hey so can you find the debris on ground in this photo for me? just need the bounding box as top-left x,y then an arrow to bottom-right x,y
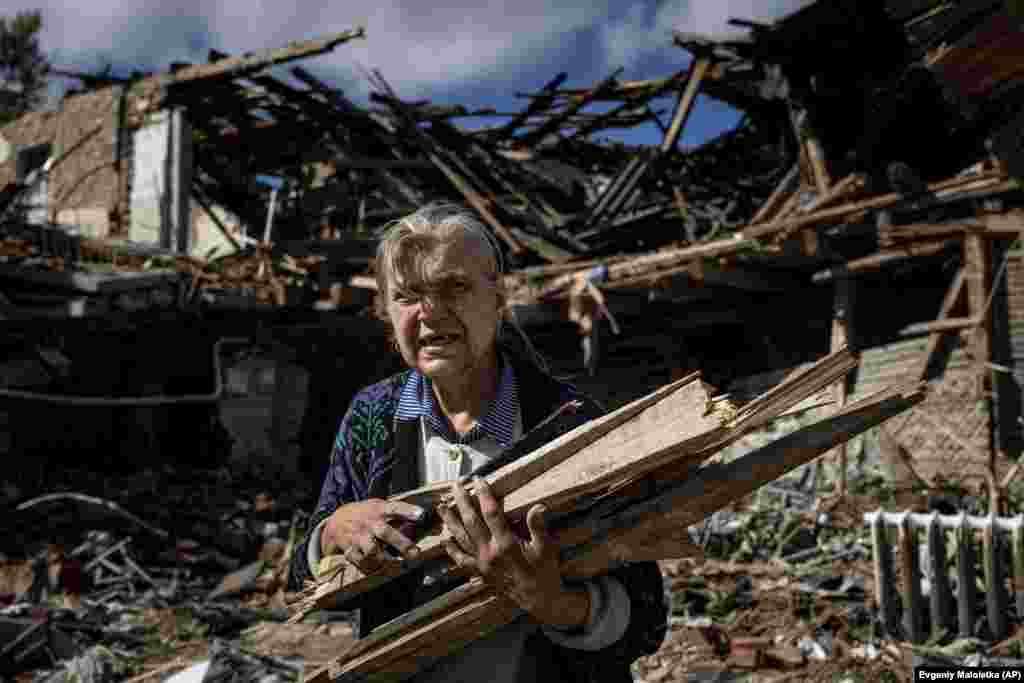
4,0 -> 1024,681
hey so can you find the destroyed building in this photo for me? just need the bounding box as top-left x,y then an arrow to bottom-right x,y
0,0 -> 1023,497
1,0 -> 1024,680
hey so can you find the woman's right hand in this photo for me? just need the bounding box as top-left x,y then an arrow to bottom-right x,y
321,499 -> 425,573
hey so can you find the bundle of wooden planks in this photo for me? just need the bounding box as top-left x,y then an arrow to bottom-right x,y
291,348 -> 924,682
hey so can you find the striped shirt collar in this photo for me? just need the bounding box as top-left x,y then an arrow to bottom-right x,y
396,355 -> 519,448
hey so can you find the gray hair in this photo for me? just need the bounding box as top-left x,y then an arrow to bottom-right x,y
374,202 -> 506,320
374,202 -> 553,374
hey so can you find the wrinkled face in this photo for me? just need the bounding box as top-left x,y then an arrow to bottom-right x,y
386,234 -> 502,381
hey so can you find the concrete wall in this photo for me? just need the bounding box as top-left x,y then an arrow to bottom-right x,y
55,208 -> 111,239
0,87 -> 121,235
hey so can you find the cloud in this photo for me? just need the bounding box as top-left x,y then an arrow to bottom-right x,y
31,0 -> 615,99
599,0 -> 816,71
684,0 -> 816,37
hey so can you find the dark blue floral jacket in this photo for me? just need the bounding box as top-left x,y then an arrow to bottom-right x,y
290,349 -> 668,682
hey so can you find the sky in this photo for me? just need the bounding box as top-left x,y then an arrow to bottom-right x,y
14,0 -> 815,148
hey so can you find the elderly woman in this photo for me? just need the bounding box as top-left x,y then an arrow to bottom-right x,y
289,203 -> 667,682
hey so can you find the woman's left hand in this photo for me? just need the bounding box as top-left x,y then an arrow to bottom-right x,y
438,477 -> 590,629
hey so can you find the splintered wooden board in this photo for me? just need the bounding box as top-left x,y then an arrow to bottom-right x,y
292,348 -> 857,619
324,584 -> 519,683
292,371 -> 705,615
307,379 -> 924,683
498,346 -> 858,518
498,376 -> 721,517
560,381 -> 925,578
402,376 -> 721,568
397,370 -> 705,505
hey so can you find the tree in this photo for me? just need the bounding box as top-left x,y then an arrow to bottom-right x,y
0,11 -> 48,125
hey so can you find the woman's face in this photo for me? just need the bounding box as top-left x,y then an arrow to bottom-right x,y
386,234 -> 502,382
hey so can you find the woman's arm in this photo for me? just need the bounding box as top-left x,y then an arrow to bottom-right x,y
288,401 -> 369,591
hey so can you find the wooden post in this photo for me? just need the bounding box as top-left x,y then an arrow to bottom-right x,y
659,57 -> 711,155
805,134 -> 832,195
831,276 -> 855,494
964,234 -> 997,508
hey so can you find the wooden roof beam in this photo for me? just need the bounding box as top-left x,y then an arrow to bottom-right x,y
149,28 -> 364,89
812,239 -> 961,284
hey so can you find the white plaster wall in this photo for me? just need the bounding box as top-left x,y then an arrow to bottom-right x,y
129,111 -> 169,245
190,203 -> 243,260
129,108 -> 191,252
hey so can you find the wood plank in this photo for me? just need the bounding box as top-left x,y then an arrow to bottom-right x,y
900,316 -> 980,337
743,173 -> 1007,241
297,349 -> 856,619
514,69 -> 623,149
560,381 -> 925,577
798,173 -> 865,216
880,222 -> 980,245
965,234 -> 992,373
830,276 -> 854,493
659,57 -> 710,154
152,29 -> 364,89
964,233 -> 996,495
318,590 -> 517,683
915,268 -> 966,381
484,348 -> 857,521
982,209 -> 1024,236
805,134 -> 832,195
292,373 -> 706,614
483,72 -> 566,143
495,377 -> 721,518
800,228 -> 820,258
811,239 -> 961,283
534,235 -> 756,300
330,578 -> 492,669
408,372 -> 705,505
313,381 -> 924,682
749,165 -> 799,225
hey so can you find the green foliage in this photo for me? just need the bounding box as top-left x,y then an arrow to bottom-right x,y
0,10 -> 48,125
172,606 -> 208,641
671,576 -> 740,624
792,591 -> 816,621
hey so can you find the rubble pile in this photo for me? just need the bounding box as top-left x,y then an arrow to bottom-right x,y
0,463 -> 358,682
0,224 -> 327,312
631,487 -> 1024,683
4,0 -> 1024,680
1,450 -> 1024,682
1,0 -> 1021,314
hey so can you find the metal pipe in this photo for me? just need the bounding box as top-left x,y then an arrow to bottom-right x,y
1012,524 -> 1024,620
956,515 -> 978,639
898,512 -> 924,642
864,510 -> 1024,534
927,512 -> 955,634
983,518 -> 1009,639
263,186 -> 280,244
871,511 -> 899,636
0,336 -> 248,406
